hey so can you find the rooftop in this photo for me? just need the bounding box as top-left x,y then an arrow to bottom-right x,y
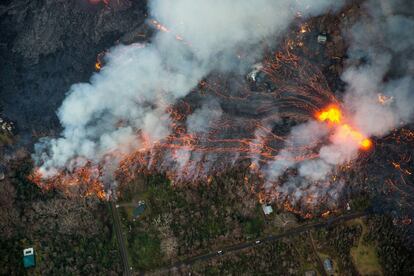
262,204 -> 273,215
23,248 -> 35,268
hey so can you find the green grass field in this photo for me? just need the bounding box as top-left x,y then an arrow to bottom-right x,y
350,219 -> 382,276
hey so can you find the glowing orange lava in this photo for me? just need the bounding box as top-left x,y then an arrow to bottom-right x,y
30,165 -> 107,200
95,61 -> 102,71
317,106 -> 342,124
317,106 -> 372,150
360,138 -> 372,150
337,124 -> 372,150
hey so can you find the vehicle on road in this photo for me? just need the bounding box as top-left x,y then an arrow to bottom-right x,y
255,240 -> 261,244
217,250 -> 223,255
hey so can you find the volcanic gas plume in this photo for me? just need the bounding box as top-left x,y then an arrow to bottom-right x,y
31,0 -> 413,215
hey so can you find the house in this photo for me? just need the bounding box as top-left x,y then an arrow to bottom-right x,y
247,63 -> 264,82
323,258 -> 333,274
23,248 -> 35,269
261,204 -> 273,215
317,33 -> 327,44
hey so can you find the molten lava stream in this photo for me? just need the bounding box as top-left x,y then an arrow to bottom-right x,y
317,106 -> 372,150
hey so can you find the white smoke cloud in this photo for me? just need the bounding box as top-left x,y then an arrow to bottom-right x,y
34,0 -> 344,179
289,121 -> 329,146
186,100 -> 222,133
265,121 -> 329,181
298,160 -> 332,181
266,149 -> 296,181
343,0 -> 414,136
150,0 -> 344,70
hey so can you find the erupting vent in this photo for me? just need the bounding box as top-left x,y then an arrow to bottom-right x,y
317,106 -> 372,150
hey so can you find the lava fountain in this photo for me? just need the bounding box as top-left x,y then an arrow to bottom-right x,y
317,106 -> 372,151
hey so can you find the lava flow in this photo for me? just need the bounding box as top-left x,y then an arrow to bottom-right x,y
30,27 -> 376,218
317,106 -> 372,150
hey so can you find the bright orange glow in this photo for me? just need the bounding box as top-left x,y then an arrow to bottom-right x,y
299,24 -> 309,34
321,210 -> 331,218
95,61 -> 102,71
29,166 -> 106,200
377,93 -> 393,105
317,106 -> 372,151
360,138 -> 372,149
317,106 -> 342,124
337,124 -> 372,150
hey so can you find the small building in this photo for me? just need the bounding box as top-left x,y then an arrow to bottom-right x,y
133,201 -> 146,218
23,248 -> 35,268
262,204 -> 273,215
247,63 -> 264,82
323,258 -> 333,273
317,33 -> 327,44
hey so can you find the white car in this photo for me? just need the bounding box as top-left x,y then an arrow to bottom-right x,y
217,250 -> 223,255
255,240 -> 261,244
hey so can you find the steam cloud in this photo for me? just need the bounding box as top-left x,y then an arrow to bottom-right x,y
265,0 -> 414,205
186,100 -> 222,134
34,0 -> 344,181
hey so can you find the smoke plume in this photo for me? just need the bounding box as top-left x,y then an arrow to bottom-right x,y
34,0 -> 344,181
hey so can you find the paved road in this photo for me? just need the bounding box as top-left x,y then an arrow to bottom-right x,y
109,201 -> 132,276
159,212 -> 366,273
